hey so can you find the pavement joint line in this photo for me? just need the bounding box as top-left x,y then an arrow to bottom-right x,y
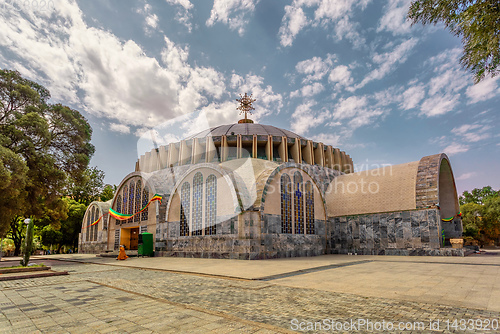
378,259 -> 500,267
259,260 -> 374,281
85,279 -> 295,334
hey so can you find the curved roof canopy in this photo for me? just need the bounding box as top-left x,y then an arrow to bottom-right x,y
185,123 -> 305,140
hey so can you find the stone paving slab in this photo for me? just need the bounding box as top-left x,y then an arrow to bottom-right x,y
0,274 -> 288,333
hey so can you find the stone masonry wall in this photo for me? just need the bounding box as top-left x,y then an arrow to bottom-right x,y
327,208 -> 464,256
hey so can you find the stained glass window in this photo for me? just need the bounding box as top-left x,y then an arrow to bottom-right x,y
205,174 -> 217,235
192,172 -> 203,236
142,187 -> 149,221
123,185 -> 128,217
306,181 -> 315,234
116,195 -> 122,227
93,207 -> 98,241
86,210 -> 90,242
90,206 -> 95,241
281,174 -> 292,234
135,180 -> 141,222
180,182 -> 190,236
128,183 -> 135,224
294,172 -> 304,234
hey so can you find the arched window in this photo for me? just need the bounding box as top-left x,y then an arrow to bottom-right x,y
116,195 -> 122,213
305,181 -> 315,234
93,207 -> 98,241
294,172 -> 304,234
205,174 -> 217,235
128,183 -> 135,224
141,187 -> 149,221
281,174 -> 292,234
86,210 -> 90,242
90,206 -> 95,242
123,185 -> 128,216
180,182 -> 190,236
192,172 -> 203,236
135,180 -> 142,222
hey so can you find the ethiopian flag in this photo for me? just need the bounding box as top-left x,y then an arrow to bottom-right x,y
109,194 -> 162,221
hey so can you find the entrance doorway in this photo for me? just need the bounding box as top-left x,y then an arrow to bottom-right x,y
120,227 -> 140,250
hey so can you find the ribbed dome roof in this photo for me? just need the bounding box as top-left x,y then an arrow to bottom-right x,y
185,123 -> 305,140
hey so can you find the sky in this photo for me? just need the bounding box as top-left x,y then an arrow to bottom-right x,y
0,0 -> 499,195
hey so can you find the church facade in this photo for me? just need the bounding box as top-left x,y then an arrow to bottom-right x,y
79,100 -> 463,259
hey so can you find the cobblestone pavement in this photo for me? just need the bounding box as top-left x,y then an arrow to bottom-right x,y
1,261 -> 499,333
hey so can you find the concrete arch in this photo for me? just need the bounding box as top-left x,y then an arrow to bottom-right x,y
165,163 -> 242,224
259,162 -> 327,222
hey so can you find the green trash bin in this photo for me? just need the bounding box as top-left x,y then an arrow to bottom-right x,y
138,232 -> 154,257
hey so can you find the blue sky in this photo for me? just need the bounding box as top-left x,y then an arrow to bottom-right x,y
1,0 -> 499,195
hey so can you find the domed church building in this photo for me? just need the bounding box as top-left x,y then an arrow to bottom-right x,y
79,94 -> 463,258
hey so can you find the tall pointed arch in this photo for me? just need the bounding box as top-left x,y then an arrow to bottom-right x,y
86,210 -> 91,242
294,172 -> 304,234
180,182 -> 190,236
192,172 -> 203,236
141,187 -> 149,221
93,207 -> 98,241
305,181 -> 315,234
205,174 -> 217,235
128,182 -> 135,224
281,173 -> 292,234
135,180 -> 142,222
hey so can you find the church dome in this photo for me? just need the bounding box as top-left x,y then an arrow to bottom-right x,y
185,123 -> 305,140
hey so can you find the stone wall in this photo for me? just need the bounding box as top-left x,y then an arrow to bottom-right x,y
327,208 -> 464,256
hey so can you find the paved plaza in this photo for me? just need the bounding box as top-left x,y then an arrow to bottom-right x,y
1,253 -> 500,333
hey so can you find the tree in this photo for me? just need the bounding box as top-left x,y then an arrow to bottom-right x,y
21,219 -> 34,266
408,0 -> 500,82
66,166 -> 105,206
0,69 -> 94,237
0,146 -> 28,237
59,198 -> 86,250
460,187 -> 500,245
459,186 -> 499,205
100,184 -> 116,202
40,225 -> 63,251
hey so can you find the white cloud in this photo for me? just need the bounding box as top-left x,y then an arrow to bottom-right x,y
206,0 -> 259,36
443,142 -> 469,156
137,4 -> 160,35
295,55 -> 335,83
328,65 -> 353,91
420,94 -> 460,117
0,2 -> 227,132
110,123 -> 131,134
290,101 -> 329,135
400,84 -> 425,110
451,123 -> 491,143
466,76 -> 499,104
357,38 -> 418,89
332,95 -> 386,132
278,0 -> 371,47
279,5 -> 308,47
166,0 -> 194,31
291,82 -> 324,98
456,172 -> 477,181
310,133 -> 341,146
377,0 -> 412,35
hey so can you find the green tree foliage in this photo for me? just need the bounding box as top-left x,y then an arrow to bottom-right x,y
6,216 -> 26,256
40,225 -> 63,250
100,184 -> 116,202
66,166 -> 105,206
459,185 -> 499,205
0,146 -> 28,237
408,0 -> 500,82
60,198 -> 86,250
460,186 -> 500,245
0,69 -> 95,236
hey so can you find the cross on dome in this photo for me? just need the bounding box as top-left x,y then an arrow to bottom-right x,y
236,93 -> 256,124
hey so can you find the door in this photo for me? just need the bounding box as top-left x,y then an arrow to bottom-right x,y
130,228 -> 139,250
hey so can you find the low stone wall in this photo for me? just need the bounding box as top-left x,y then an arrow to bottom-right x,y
78,242 -> 108,254
327,208 -> 463,256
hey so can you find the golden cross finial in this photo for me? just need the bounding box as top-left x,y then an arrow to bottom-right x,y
236,93 -> 256,121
